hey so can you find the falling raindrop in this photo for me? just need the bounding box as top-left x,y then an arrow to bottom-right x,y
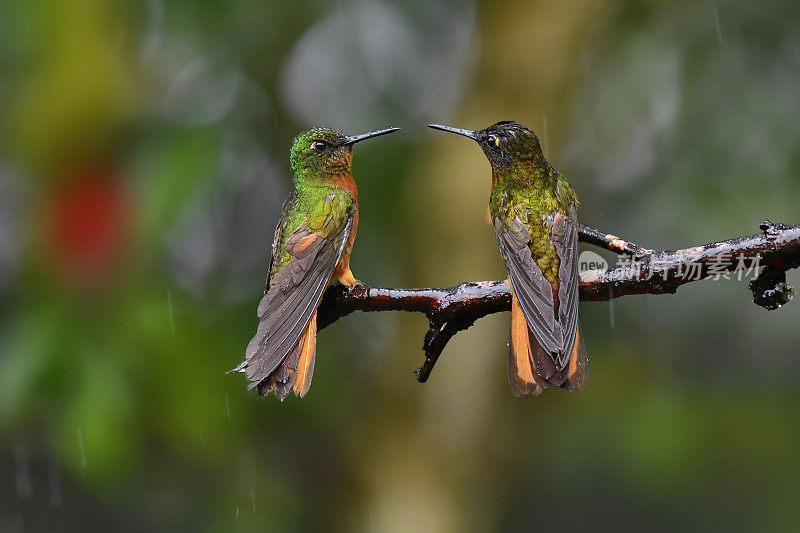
236,506 -> 239,518
608,286 -> 616,330
713,8 -> 722,44
167,290 -> 175,333
251,489 -> 256,513
225,393 -> 231,419
48,458 -> 62,506
77,427 -> 87,469
13,444 -> 32,499
199,430 -> 205,446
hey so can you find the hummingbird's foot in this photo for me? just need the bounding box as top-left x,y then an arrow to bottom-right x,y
336,268 -> 363,289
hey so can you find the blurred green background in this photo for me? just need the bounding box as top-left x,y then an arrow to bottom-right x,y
1,0 -> 799,531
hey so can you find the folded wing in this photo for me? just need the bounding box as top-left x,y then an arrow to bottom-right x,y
495,208 -> 583,386
235,193 -> 354,396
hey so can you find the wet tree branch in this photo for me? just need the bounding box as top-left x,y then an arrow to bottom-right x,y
316,221 -> 800,383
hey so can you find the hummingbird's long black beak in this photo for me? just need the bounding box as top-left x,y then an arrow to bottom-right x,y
344,127 -> 401,145
427,124 -> 479,140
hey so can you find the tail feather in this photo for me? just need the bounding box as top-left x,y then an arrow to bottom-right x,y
274,370 -> 295,400
257,374 -> 278,397
559,323 -> 587,391
255,311 -> 317,399
509,285 -> 588,395
530,334 -> 559,384
293,311 -> 317,397
274,363 -> 290,383
509,290 -> 544,396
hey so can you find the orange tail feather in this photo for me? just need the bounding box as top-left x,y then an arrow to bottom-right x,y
509,289 -> 544,396
293,311 -> 317,397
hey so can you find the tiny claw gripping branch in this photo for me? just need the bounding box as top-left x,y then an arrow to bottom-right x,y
315,222 -> 800,383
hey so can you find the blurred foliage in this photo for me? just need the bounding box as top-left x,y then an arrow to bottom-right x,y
0,0 -> 799,531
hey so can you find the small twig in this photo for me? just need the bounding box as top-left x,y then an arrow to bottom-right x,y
576,223 -> 651,257
317,221 -> 800,382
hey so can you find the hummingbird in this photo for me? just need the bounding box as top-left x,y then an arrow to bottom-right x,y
429,121 -> 587,395
233,126 -> 400,399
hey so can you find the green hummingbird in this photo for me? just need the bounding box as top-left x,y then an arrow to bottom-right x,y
233,126 -> 400,399
429,121 -> 587,395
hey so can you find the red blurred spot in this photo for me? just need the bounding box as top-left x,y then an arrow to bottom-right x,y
43,165 -> 130,285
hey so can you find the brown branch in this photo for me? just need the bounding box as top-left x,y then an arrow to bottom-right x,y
576,222 -> 652,257
317,220 -> 800,383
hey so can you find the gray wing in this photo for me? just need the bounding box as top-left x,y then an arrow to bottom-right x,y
235,204 -> 354,387
494,209 -> 580,371
494,216 -> 561,354
552,207 -> 580,370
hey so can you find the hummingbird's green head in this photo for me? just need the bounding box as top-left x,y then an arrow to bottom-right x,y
428,121 -> 545,176
289,126 -> 400,182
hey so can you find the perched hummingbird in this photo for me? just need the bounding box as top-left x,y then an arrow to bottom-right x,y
234,126 -> 400,399
429,121 -> 587,395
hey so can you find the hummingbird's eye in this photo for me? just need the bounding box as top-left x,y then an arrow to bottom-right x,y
487,135 -> 500,148
311,141 -> 330,153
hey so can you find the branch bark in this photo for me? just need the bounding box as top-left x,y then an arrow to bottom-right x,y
316,220 -> 800,383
